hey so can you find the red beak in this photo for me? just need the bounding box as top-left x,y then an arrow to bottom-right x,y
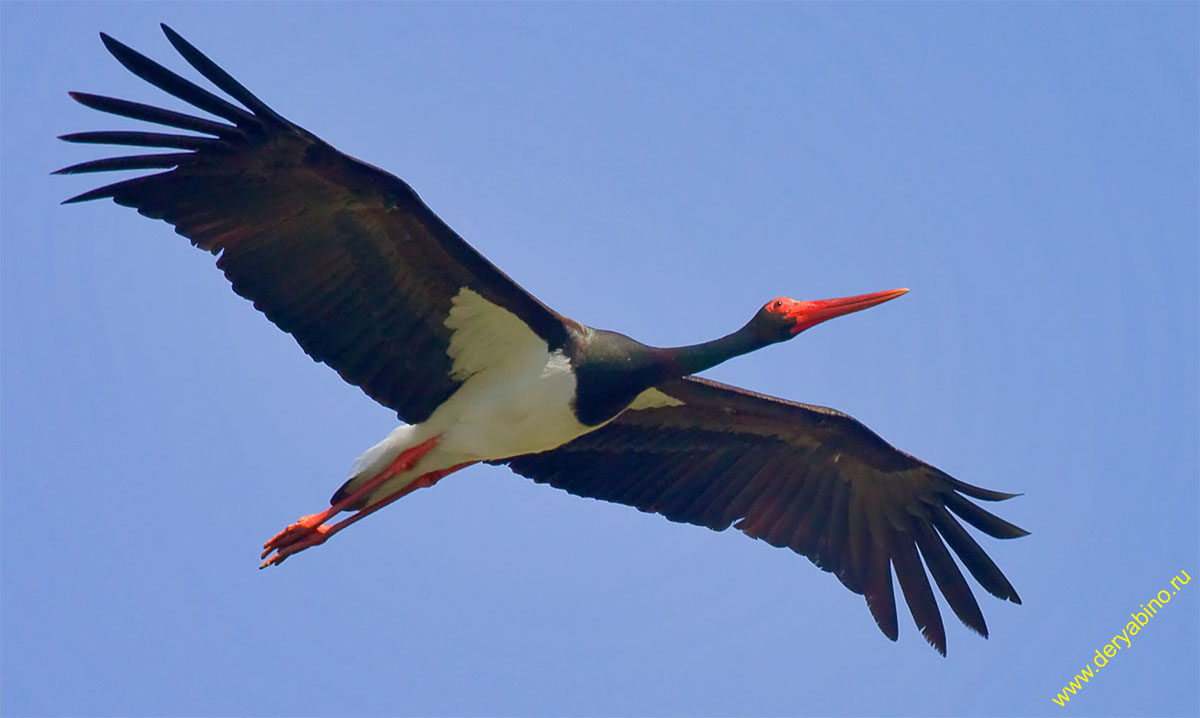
786,288 -> 908,334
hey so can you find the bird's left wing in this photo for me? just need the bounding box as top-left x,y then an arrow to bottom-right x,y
500,376 -> 1027,655
57,25 -> 570,425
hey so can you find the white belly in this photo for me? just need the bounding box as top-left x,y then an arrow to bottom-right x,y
433,347 -> 591,462
344,288 -> 594,504
346,348 -> 590,505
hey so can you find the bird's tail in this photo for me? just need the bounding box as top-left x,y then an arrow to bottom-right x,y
331,425 -> 422,509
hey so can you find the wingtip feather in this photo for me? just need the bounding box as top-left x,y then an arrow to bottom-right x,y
158,22 -> 285,124
928,632 -> 948,657
62,191 -> 103,204
945,492 -> 1029,540
945,475 -> 1024,502
99,31 -> 126,57
160,23 -> 185,46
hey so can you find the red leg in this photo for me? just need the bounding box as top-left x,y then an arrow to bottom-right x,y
259,459 -> 476,569
260,436 -> 442,567
310,461 -> 475,542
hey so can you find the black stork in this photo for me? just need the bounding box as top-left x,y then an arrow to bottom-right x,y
58,25 -> 1026,655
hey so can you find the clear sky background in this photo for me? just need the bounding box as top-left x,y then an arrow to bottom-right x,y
2,3 -> 1197,717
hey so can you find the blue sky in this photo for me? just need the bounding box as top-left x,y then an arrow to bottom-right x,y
2,3 -> 1196,716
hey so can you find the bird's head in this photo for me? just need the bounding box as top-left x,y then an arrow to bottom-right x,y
752,288 -> 909,343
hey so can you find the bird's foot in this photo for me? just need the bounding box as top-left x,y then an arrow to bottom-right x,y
257,459 -> 478,569
258,437 -> 446,569
260,514 -> 331,568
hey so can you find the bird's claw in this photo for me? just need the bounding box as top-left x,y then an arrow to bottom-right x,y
259,514 -> 331,568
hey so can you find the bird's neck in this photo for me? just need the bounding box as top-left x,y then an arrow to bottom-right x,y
660,322 -> 767,377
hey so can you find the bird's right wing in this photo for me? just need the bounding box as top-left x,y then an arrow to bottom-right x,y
501,376 -> 1027,655
57,25 -> 570,425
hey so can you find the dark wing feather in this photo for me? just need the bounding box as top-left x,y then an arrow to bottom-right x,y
57,25 -> 569,423
500,376 -> 1027,655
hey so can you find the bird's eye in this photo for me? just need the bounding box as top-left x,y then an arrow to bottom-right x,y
773,300 -> 783,310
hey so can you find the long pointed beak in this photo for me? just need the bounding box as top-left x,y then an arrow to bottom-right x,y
788,288 -> 908,334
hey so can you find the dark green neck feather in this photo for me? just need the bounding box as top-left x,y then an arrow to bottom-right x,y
567,319 -> 774,426
660,322 -> 769,377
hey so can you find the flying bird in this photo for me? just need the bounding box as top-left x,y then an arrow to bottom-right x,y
58,25 -> 1026,655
